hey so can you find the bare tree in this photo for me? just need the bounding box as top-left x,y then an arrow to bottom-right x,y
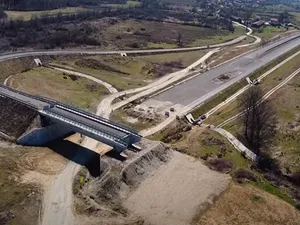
177,32 -> 183,47
238,86 -> 277,155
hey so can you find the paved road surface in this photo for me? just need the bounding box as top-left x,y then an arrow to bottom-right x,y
152,33 -> 300,107
0,35 -> 245,62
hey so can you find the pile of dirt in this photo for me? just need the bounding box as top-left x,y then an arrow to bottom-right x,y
72,141 -> 173,224
121,142 -> 172,187
146,60 -> 184,78
125,108 -> 162,125
0,96 -> 38,139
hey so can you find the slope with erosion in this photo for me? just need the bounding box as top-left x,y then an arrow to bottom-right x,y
72,140 -> 231,225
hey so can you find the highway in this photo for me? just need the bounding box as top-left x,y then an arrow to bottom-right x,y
152,32 -> 300,107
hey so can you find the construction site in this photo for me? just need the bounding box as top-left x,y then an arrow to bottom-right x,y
1,23 -> 300,225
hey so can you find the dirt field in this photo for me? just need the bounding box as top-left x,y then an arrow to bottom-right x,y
9,67 -> 109,110
72,140 -> 231,225
197,184 -> 300,225
0,139 -> 69,225
124,151 -> 231,225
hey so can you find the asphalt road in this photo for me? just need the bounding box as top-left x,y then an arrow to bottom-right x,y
153,32 -> 300,106
0,35 -> 247,62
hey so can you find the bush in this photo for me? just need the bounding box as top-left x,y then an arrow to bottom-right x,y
296,203 -> 300,210
291,172 -> 300,186
207,158 -> 233,173
128,42 -> 140,48
263,172 -> 281,185
234,168 -> 257,182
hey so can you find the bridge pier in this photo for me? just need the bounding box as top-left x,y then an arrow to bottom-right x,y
17,123 -> 74,146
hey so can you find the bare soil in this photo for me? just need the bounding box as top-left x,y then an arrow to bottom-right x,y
73,140 -> 231,225
0,142 -> 69,225
124,151 -> 231,225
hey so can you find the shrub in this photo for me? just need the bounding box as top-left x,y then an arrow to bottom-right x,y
128,42 -> 139,48
263,172 -> 281,185
234,168 -> 257,182
207,158 -> 233,173
291,172 -> 300,186
295,203 -> 300,210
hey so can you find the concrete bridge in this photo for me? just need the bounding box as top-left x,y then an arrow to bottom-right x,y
0,84 -> 141,153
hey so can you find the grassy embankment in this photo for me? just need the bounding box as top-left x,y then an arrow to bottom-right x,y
9,67 -> 109,110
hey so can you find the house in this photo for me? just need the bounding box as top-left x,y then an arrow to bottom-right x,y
270,18 -> 280,26
251,20 -> 264,28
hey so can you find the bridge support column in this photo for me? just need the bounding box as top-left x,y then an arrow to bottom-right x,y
17,123 -> 74,146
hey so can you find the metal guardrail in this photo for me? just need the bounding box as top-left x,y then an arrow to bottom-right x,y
0,84 -> 140,136
55,104 -> 139,137
40,110 -> 128,148
55,102 -> 138,134
47,108 -> 126,140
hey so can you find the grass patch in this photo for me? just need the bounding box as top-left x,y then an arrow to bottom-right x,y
10,67 -> 109,110
103,0 -> 141,8
102,19 -> 246,50
52,50 -> 207,90
254,26 -> 287,40
189,25 -> 246,47
0,57 -> 36,83
197,183 -> 300,225
154,123 -> 249,170
253,180 -> 296,206
5,7 -> 86,20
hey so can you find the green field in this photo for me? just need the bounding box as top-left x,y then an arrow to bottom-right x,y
5,7 -> 86,20
103,0 -> 141,8
10,67 -> 108,110
254,26 -> 287,40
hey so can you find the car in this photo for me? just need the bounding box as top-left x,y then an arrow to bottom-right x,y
200,114 -> 207,120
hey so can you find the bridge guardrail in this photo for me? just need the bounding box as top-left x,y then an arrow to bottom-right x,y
44,108 -> 128,145
0,84 -> 140,136
55,102 -> 138,134
42,110 -> 127,148
55,104 -> 140,137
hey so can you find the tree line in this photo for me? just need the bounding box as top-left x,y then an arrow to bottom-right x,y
0,6 -> 235,50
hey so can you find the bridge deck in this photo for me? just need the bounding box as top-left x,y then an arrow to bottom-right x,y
48,107 -> 128,138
